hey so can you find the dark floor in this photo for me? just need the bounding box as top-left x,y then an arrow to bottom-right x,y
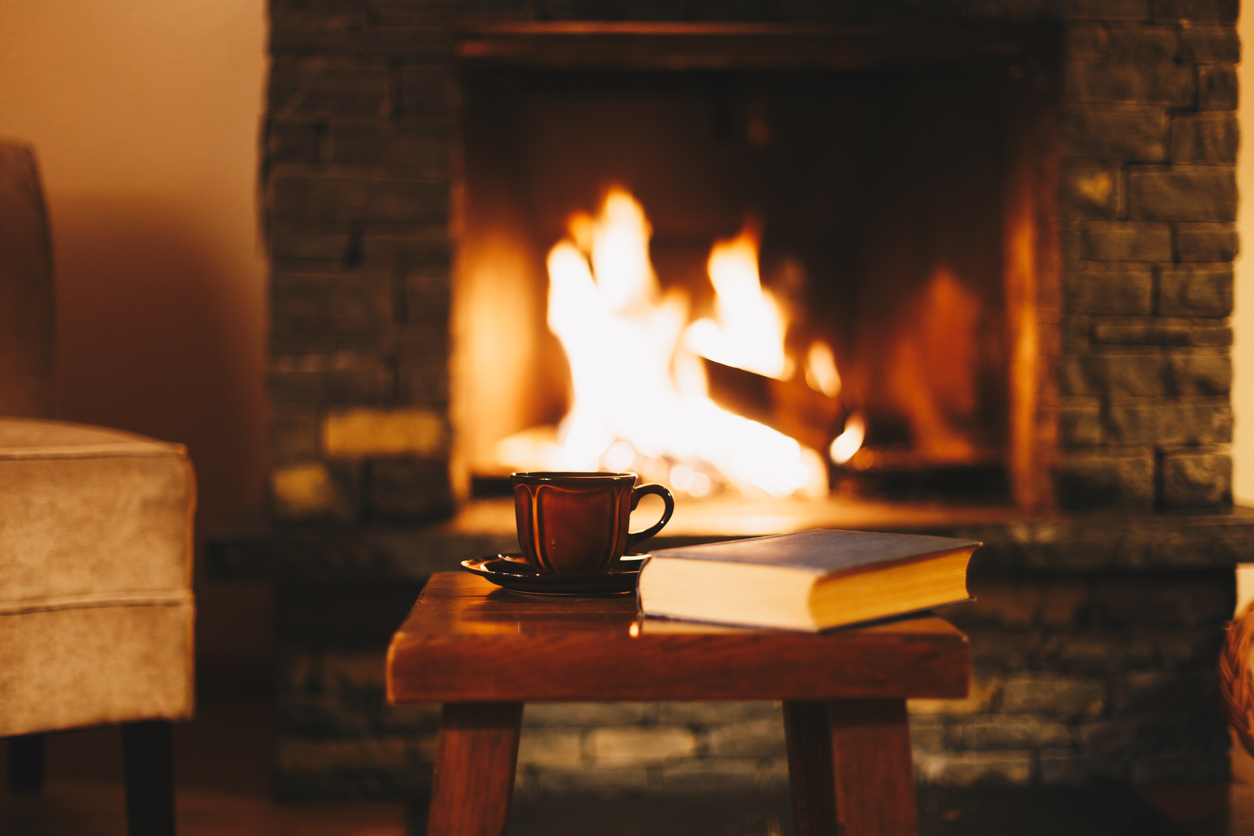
1,697 -> 1251,836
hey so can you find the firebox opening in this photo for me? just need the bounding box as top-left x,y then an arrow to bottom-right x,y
452,55 -> 1052,507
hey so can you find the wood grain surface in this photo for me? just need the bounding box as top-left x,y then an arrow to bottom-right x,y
783,701 -> 838,836
829,700 -> 917,836
387,573 -> 969,703
426,702 -> 523,836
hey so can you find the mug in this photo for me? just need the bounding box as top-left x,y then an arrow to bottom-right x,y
511,472 -> 675,575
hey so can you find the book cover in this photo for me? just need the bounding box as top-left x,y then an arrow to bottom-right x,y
648,528 -> 982,573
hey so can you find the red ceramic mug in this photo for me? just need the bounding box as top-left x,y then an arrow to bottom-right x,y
511,472 -> 676,575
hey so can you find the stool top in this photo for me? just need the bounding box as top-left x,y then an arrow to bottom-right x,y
387,572 -> 969,704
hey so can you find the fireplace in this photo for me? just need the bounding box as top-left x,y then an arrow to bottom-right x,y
233,0 -> 1248,800
454,47 -> 1054,506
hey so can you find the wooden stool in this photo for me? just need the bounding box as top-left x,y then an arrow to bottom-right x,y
387,572 -> 969,836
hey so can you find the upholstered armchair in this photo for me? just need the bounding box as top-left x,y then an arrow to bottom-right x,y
0,140 -> 197,836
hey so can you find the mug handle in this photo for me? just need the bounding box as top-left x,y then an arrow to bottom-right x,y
625,483 -> 676,553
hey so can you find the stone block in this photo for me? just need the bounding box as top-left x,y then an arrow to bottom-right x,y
525,765 -> 650,796
267,120 -> 322,165
272,407 -> 320,463
1131,752 -> 1230,783
656,701 -> 780,725
278,692 -> 373,735
1161,450 -> 1232,507
270,174 -> 449,224
1090,320 -> 1231,346
1079,716 -> 1230,756
1038,750 -> 1129,783
517,729 -> 584,768
322,407 -> 446,458
1060,0 -> 1148,19
1127,166 -> 1237,222
1149,0 -> 1238,22
1077,224 -> 1172,261
1001,673 -> 1105,718
1060,401 -> 1103,445
525,703 -> 651,727
269,61 -> 389,118
914,751 -> 1032,786
1198,65 -> 1238,109
1064,24 -> 1108,60
368,457 -> 454,520
1061,158 -> 1119,218
270,461 -> 355,520
1056,452 -> 1155,510
1173,222 -> 1238,261
1040,579 -> 1092,627
1063,264 -> 1154,312
1110,671 -> 1221,714
278,737 -> 412,772
330,124 -> 450,172
399,64 -> 455,117
1166,352 -> 1231,396
970,632 -> 1036,671
1106,25 -> 1179,62
1158,266 -> 1232,317
1060,353 -> 1165,396
589,727 -> 697,765
320,651 -> 387,689
1105,400 -> 1232,445
272,271 -> 392,334
406,274 -> 453,324
271,353 -> 396,404
1037,634 -> 1157,674
909,716 -> 947,751
1179,25 -> 1240,62
1064,61 -> 1193,106
398,359 -> 450,408
1156,630 -> 1224,669
655,759 -> 773,794
1170,112 -> 1238,164
271,232 -> 352,262
360,234 -> 451,274
1064,106 -> 1167,162
705,719 -> 786,759
1095,573 -> 1234,627
949,716 -> 1072,750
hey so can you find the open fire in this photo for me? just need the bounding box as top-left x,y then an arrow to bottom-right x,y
495,187 -> 842,499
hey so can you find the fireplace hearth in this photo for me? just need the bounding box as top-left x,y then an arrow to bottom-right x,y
228,0 -> 1247,801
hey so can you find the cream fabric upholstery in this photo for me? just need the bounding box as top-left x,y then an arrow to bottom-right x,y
0,419 -> 196,737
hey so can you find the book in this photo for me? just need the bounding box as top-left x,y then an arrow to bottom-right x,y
637,528 -> 979,632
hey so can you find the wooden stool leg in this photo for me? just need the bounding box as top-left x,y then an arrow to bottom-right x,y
828,699 -> 917,836
122,720 -> 176,836
783,701 -> 837,836
7,733 -> 47,794
427,702 -> 523,836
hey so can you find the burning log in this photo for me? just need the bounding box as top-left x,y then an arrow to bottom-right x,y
701,357 -> 843,453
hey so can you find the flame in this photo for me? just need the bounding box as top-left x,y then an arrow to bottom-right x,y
536,188 -> 827,498
684,226 -> 793,381
829,411 -> 866,465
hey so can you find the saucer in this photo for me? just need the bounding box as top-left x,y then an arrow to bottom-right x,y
460,553 -> 647,596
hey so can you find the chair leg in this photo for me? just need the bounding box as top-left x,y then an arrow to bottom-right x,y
7,733 -> 47,794
121,720 -> 176,836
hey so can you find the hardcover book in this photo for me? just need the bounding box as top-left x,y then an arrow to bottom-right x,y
638,528 -> 979,632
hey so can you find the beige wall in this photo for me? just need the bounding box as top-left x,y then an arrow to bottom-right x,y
0,1 -> 271,685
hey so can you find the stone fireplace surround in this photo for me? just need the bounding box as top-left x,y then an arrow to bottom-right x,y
211,0 -> 1254,800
